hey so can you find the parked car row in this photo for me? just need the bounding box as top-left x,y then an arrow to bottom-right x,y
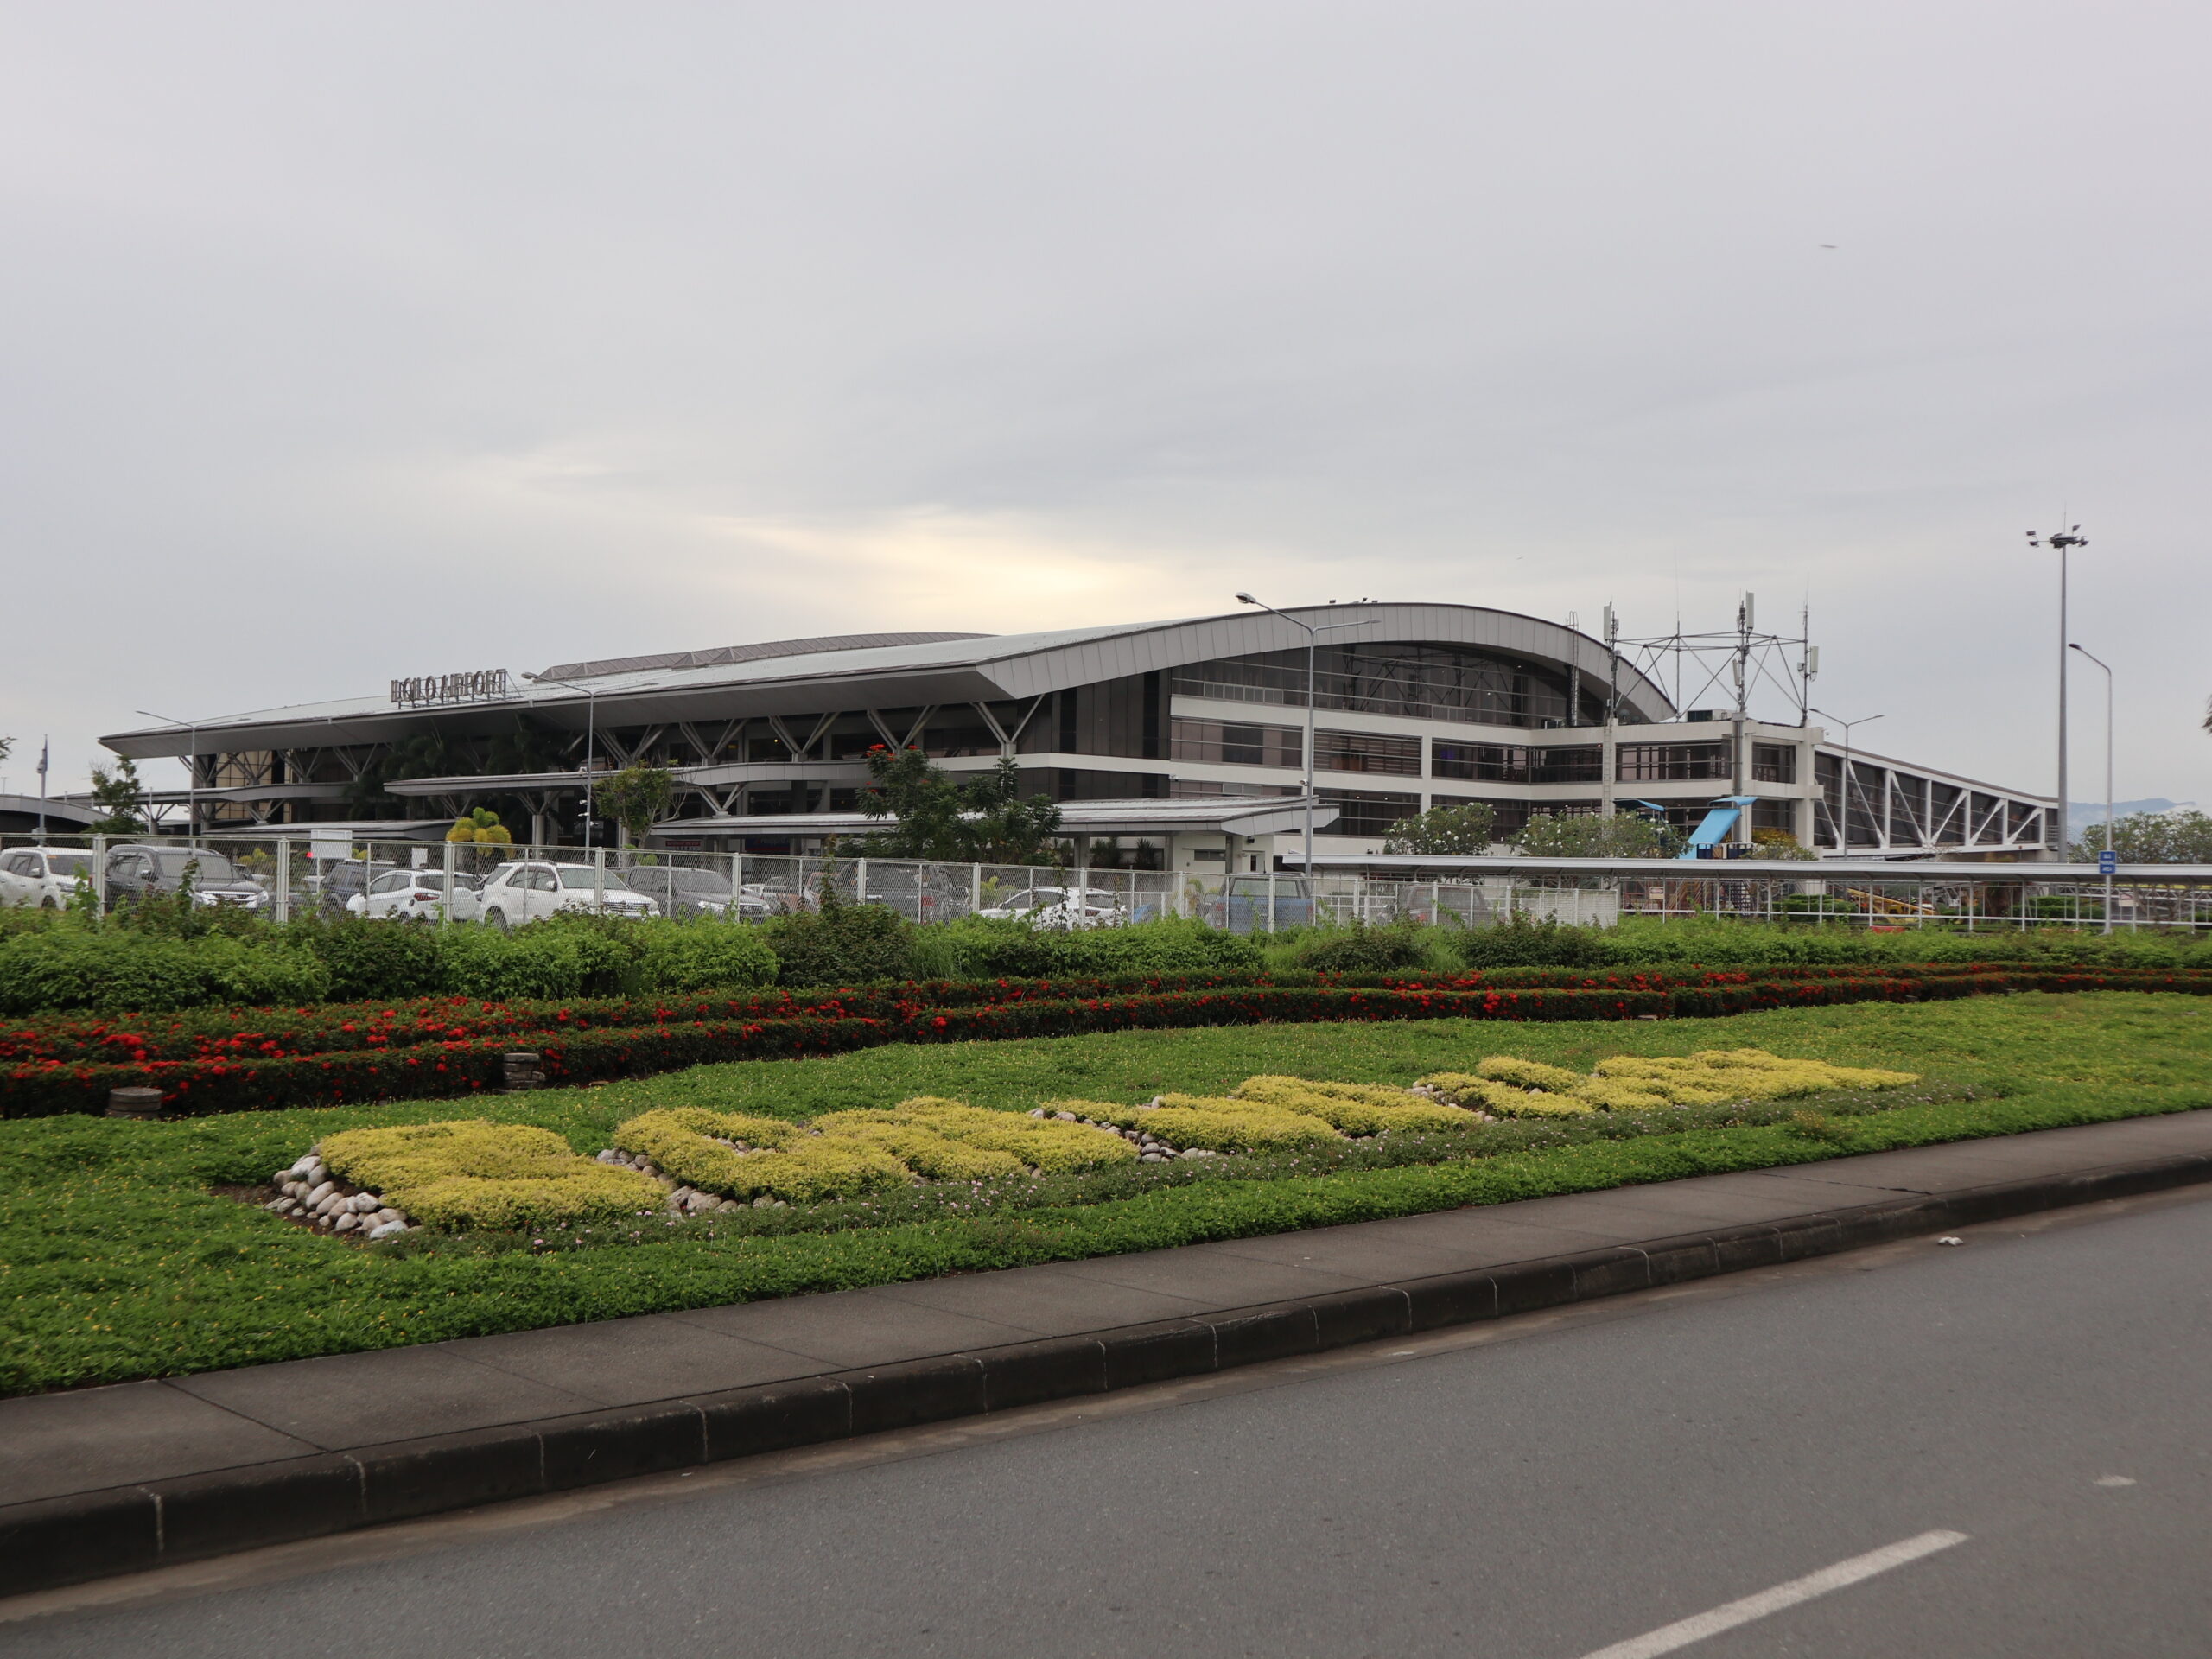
1,845 -> 276,912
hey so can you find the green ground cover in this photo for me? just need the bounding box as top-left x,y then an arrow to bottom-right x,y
3,991 -> 2206,1395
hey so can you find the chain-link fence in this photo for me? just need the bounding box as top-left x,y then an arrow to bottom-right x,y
3,832 -> 2208,931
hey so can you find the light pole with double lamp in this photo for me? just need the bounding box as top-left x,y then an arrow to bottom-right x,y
2028,525 -> 2088,858
2068,642 -> 2114,934
1808,709 -> 1882,851
1233,594 -> 1374,880
518,675 -> 662,850
136,709 -> 200,836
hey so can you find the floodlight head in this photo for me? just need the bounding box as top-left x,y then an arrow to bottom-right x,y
1235,592 -> 1258,605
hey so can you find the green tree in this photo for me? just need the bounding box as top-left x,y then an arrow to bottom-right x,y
1383,802 -> 1497,855
86,757 -> 149,836
595,766 -> 676,848
2072,809 -> 2212,864
446,806 -> 513,846
1751,828 -> 1821,861
1515,810 -> 1681,858
859,747 -> 1063,865
345,728 -> 454,813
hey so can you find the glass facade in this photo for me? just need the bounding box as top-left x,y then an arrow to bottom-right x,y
1169,718 -> 1303,768
1751,742 -> 1796,783
1173,642 -> 1604,728
1617,741 -> 1732,782
1431,743 -> 1603,784
1317,787 -> 1423,837
1315,728 -> 1422,776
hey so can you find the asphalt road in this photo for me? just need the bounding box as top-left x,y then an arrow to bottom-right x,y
7,1192 -> 2211,1658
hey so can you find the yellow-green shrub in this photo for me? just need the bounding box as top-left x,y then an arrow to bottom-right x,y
612,1107 -> 803,1192
1565,1079 -> 1673,1113
1119,1094 -> 1343,1151
321,1120 -> 661,1230
1415,1072 -> 1542,1114
814,1111 -> 1025,1180
1233,1075 -> 1471,1134
1592,1049 -> 1919,1103
732,1138 -> 914,1203
899,1098 -> 1139,1173
613,1107 -> 910,1202
1474,1056 -> 1587,1093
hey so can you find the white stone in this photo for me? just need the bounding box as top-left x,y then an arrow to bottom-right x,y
366,1220 -> 407,1240
289,1155 -> 318,1176
335,1213 -> 359,1233
304,1180 -> 334,1205
351,1192 -> 381,1214
372,1208 -> 400,1226
596,1148 -> 616,1163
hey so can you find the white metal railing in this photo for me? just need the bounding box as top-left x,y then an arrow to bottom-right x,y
3,831 -> 2208,932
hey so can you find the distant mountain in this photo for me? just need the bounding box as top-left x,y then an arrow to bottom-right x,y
2066,798 -> 2196,836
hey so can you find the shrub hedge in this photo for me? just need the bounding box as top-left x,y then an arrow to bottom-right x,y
5,963 -> 2208,1118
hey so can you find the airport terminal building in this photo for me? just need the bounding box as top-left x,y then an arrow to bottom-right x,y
98,603 -> 2059,868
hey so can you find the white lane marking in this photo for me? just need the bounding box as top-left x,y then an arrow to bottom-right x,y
1573,1529 -> 1969,1659
2095,1475 -> 2137,1487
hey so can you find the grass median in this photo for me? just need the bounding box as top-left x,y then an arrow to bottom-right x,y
3,991 -> 2207,1395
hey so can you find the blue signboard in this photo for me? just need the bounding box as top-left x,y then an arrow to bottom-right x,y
2098,849 -> 2118,876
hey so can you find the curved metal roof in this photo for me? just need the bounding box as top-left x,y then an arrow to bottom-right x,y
99,603 -> 1675,756
537,632 -> 995,683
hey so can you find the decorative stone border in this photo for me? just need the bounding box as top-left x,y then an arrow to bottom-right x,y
262,1147 -> 415,1240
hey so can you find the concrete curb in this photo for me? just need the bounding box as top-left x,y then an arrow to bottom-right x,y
6,1147 -> 2210,1598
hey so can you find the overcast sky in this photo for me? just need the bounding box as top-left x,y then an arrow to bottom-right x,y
2,1 -> 2206,807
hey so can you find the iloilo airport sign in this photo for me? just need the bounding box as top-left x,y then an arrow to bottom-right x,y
389,670 -> 514,708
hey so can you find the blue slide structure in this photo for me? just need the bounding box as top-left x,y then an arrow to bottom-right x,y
1677,796 -> 1761,859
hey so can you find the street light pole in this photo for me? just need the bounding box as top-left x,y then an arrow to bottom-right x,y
2029,526 -> 2088,860
1809,709 -> 1882,850
2069,643 -> 2114,934
1235,594 -> 1374,878
519,676 -> 663,850
136,709 -> 200,838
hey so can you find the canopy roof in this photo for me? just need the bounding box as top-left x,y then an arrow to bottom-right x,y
101,604 -> 1675,759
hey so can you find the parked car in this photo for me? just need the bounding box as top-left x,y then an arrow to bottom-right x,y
102,845 -> 270,912
307,858 -> 402,917
474,861 -> 660,927
1197,874 -> 1316,932
0,847 -> 97,908
345,868 -> 483,923
615,864 -> 772,920
974,885 -> 1128,929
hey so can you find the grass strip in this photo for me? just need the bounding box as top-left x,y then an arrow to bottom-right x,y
3,992 -> 2207,1395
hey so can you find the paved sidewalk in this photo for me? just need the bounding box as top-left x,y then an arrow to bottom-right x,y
7,1109 -> 2212,1594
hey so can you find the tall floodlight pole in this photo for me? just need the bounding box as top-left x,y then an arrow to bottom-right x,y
137,709 -> 200,837
1235,594 -> 1372,878
2069,643 -> 2114,934
2028,526 -> 2088,859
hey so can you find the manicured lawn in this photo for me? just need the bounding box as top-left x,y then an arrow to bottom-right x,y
3,992 -> 2206,1395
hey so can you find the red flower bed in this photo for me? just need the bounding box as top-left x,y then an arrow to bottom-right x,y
3,963 -> 2206,1120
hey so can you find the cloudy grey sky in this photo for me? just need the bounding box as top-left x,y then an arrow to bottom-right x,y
3,1 -> 2206,805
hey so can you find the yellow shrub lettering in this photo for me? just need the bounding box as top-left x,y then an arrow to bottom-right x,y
320,1121 -> 661,1230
